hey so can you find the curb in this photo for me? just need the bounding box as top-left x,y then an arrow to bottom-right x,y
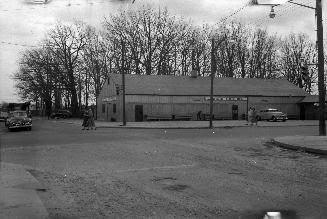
53,120 -> 319,130
271,139 -> 327,155
95,124 -> 318,129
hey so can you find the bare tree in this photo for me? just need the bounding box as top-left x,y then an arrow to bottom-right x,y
83,26 -> 110,117
103,5 -> 193,76
45,21 -> 87,115
14,47 -> 55,114
247,28 -> 279,79
279,33 -> 317,93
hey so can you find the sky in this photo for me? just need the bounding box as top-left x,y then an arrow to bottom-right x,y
0,0 -> 326,102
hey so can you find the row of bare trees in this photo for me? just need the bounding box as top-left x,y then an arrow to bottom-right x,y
13,5 -> 321,116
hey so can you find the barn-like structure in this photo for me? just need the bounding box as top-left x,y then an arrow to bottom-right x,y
97,73 -> 309,122
300,95 -> 327,120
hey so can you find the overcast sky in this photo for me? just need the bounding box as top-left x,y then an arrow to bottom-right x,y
0,0 -> 326,102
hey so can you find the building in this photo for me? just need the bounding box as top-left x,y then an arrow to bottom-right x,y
97,73 -> 309,122
300,95 -> 327,120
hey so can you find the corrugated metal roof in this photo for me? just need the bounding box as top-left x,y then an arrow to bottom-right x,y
301,95 -> 327,103
110,74 -> 309,97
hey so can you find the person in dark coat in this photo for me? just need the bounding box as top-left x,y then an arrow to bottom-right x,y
87,108 -> 96,130
252,107 -> 258,126
47,108 -> 51,120
82,108 -> 89,130
197,111 -> 202,120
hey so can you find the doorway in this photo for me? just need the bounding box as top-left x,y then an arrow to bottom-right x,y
300,104 -> 305,120
135,105 -> 143,122
232,105 -> 238,120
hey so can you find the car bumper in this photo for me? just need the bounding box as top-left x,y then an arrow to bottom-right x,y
8,124 -> 32,129
276,117 -> 288,120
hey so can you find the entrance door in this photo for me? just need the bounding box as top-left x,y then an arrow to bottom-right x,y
300,104 -> 305,120
232,105 -> 238,120
135,105 -> 143,122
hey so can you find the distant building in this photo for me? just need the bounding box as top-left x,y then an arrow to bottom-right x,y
300,95 -> 327,120
97,74 -> 310,122
6,102 -> 30,112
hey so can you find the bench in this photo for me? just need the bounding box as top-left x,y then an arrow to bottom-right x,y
287,115 -> 299,120
201,114 -> 231,120
145,115 -> 172,121
172,115 -> 193,121
214,116 -> 232,120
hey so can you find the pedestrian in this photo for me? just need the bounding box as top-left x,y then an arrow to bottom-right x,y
47,108 -> 51,120
87,108 -> 96,130
197,111 -> 202,120
252,107 -> 258,126
82,108 -> 89,130
248,107 -> 253,126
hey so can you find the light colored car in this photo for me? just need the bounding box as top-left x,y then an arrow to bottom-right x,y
5,111 -> 32,131
257,108 -> 288,122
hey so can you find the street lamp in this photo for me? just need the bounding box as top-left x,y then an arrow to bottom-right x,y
252,0 -> 325,136
269,6 -> 276,18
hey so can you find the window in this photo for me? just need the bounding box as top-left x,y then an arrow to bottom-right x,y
102,104 -> 105,113
12,111 -> 27,117
113,104 -> 116,113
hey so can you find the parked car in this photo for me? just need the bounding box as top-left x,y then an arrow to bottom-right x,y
257,108 -> 288,122
50,109 -> 72,119
5,110 -> 32,131
0,111 -> 9,122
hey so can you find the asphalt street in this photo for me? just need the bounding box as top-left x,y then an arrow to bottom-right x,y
1,119 -> 327,218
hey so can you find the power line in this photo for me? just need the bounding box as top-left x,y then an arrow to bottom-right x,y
0,0 -> 126,13
218,1 -> 251,24
0,41 -> 38,48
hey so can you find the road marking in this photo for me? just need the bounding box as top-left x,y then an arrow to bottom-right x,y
115,164 -> 195,173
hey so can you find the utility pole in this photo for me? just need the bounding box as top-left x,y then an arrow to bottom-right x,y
316,0 -> 325,136
121,40 -> 126,126
210,38 -> 215,128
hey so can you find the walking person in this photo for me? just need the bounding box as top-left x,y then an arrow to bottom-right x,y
82,107 -> 89,130
197,111 -> 202,121
87,108 -> 96,130
252,107 -> 258,126
248,107 -> 253,126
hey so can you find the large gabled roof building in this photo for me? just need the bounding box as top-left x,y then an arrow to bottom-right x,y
97,74 -> 309,122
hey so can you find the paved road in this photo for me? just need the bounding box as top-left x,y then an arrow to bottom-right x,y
1,119 -> 327,218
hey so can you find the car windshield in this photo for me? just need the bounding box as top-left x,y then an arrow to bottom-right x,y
268,109 -> 279,112
12,111 -> 27,117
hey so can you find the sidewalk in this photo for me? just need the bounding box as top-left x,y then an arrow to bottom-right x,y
272,136 -> 327,155
55,119 -> 319,129
0,162 -> 49,219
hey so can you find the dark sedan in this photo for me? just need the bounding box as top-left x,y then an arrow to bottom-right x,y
50,110 -> 72,119
5,111 -> 32,131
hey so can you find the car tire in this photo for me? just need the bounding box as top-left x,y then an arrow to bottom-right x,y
282,119 -> 286,122
272,116 -> 277,122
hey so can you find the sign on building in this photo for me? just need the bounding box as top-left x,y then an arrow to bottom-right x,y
102,97 -> 117,102
204,97 -> 247,101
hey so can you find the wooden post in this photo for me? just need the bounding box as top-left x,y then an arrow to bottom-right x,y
121,40 -> 126,126
210,38 -> 215,128
316,0 -> 325,135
